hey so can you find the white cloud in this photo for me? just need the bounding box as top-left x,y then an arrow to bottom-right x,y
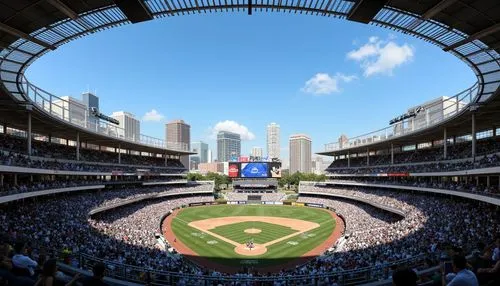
301,73 -> 357,95
347,36 -> 414,77
142,109 -> 165,122
210,120 -> 255,140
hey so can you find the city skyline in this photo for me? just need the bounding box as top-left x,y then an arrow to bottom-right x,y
26,14 -> 474,161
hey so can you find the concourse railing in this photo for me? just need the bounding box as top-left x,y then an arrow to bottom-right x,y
324,83 -> 479,152
18,75 -> 189,152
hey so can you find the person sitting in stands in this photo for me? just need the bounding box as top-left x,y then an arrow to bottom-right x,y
392,268 -> 418,286
34,259 -> 80,286
443,254 -> 478,286
82,262 -> 108,286
11,241 -> 38,277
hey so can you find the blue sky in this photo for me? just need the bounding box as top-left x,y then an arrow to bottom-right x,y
26,13 -> 475,163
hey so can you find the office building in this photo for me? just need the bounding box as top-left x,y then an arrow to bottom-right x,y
289,134 -> 312,174
338,134 -> 349,149
191,141 -> 209,170
267,123 -> 280,160
208,149 -> 213,163
53,96 -> 87,127
111,111 -> 140,142
166,120 -> 191,168
217,131 -> 241,162
312,156 -> 324,175
251,147 -> 263,159
81,92 -> 99,129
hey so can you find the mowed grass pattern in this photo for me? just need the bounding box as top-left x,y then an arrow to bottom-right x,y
170,205 -> 335,268
210,221 -> 297,244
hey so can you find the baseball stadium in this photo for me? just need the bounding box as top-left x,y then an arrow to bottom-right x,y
0,1 -> 500,286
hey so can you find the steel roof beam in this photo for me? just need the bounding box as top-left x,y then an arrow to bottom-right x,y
0,22 -> 56,51
46,0 -> 78,20
421,0 -> 459,20
113,0 -> 153,23
444,22 -> 500,52
347,0 -> 389,24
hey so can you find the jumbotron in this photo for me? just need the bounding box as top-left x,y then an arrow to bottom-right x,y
1,1 -> 500,286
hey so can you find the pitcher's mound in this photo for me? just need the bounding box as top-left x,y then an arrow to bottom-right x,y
234,244 -> 267,256
244,228 -> 262,234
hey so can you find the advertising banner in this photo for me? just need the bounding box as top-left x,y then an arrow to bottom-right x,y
268,162 -> 282,178
387,172 -> 410,177
228,163 -> 240,178
292,202 -> 305,207
238,201 -> 247,205
241,163 -> 268,178
306,203 -> 324,208
238,156 -> 250,162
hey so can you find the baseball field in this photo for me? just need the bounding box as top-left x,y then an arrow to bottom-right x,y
163,205 -> 343,272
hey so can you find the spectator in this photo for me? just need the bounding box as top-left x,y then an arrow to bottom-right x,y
35,259 -> 80,286
392,268 -> 418,286
11,241 -> 38,277
443,254 -> 478,286
82,262 -> 108,286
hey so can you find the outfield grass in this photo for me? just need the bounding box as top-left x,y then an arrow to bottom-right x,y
210,221 -> 297,244
170,205 -> 335,268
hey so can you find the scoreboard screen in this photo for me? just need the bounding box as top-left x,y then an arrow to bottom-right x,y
228,162 -> 281,178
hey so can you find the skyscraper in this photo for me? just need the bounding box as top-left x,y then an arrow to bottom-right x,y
166,120 -> 191,168
81,92 -> 99,128
251,147 -> 263,159
217,131 -> 241,162
267,123 -> 280,160
191,141 -> 209,164
289,134 -> 312,174
111,111 -> 140,142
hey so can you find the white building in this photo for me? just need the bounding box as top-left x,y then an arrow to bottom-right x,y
52,96 -> 87,128
312,156 -> 324,175
111,111 -> 140,142
267,122 -> 280,160
289,134 -> 312,174
394,96 -> 467,136
251,147 -> 263,159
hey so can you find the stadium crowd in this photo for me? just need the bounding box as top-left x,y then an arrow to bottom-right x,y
1,182 -> 498,285
226,192 -> 286,202
296,185 -> 499,283
327,153 -> 500,174
327,137 -> 500,169
0,184 -> 213,285
0,133 -> 185,169
324,178 -> 500,196
0,151 -> 185,173
0,176 -> 189,197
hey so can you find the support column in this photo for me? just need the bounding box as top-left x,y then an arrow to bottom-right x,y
366,149 -> 370,166
347,151 -> 351,168
493,127 -> 496,137
27,112 -> 32,157
118,145 -> 121,164
165,153 -> 168,167
472,113 -> 476,161
2,123 -> 6,133
48,134 -> 52,143
14,174 -> 17,186
487,176 -> 490,187
76,132 -> 80,161
0,174 -> 3,187
443,128 -> 448,160
391,144 -> 394,165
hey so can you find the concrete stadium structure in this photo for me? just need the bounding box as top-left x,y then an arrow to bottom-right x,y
1,1 -> 500,285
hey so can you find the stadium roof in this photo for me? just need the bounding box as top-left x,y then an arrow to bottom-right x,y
0,0 -> 499,155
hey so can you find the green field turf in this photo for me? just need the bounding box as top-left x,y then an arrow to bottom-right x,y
210,221 -> 297,244
169,205 -> 335,268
